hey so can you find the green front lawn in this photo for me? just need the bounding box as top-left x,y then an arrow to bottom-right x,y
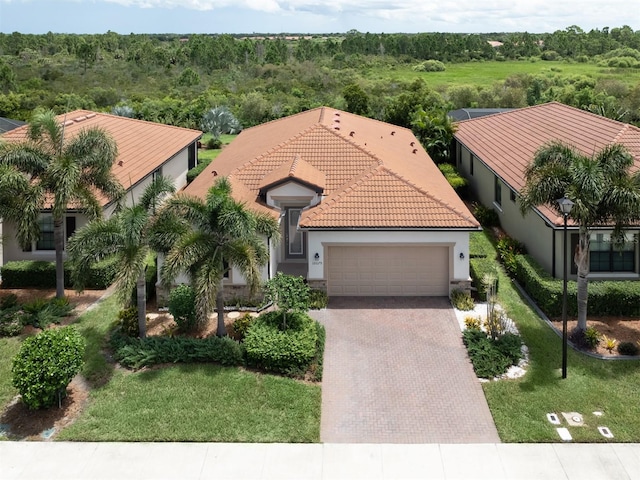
472,231 -> 640,442
1,293 -> 321,442
58,365 -> 320,442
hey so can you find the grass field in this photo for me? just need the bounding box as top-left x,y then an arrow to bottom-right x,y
471,230 -> 640,442
369,60 -> 640,89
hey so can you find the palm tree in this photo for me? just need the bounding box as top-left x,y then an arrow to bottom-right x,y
0,109 -> 124,298
67,176 -> 176,338
520,141 -> 640,331
151,177 -> 279,336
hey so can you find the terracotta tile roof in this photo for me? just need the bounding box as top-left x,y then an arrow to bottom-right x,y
185,107 -> 478,230
1,110 -> 202,207
454,102 -> 640,226
258,155 -> 326,193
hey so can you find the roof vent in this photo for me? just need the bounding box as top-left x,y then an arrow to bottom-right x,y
334,126 -> 340,130
212,170 -> 218,176
412,149 -> 417,154
334,112 -> 340,116
391,131 -> 395,135
74,116 -> 87,122
334,119 -> 340,123
64,120 -> 73,126
118,160 -> 124,166
86,113 -> 96,118
349,131 -> 355,137
410,141 -> 415,146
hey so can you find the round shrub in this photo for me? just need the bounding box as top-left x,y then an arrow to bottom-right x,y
244,311 -> 318,374
617,341 -> 639,356
12,326 -> 85,409
168,284 -> 197,332
231,313 -> 255,341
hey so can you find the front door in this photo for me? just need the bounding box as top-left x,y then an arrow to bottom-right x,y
285,207 -> 306,259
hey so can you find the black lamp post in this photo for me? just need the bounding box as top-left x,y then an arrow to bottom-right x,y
557,196 -> 574,379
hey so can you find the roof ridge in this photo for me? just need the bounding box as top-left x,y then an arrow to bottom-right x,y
379,166 -> 477,224
229,123 -> 325,177
60,109 -> 202,133
302,166 -> 381,222
318,123 -> 385,166
612,123 -> 631,144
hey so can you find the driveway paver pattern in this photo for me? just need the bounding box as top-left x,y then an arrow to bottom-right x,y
310,296 -> 500,443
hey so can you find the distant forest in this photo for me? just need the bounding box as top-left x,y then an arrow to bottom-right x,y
1,25 -> 640,131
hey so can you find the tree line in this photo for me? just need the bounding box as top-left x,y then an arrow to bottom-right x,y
1,25 -> 639,66
1,25 -> 639,139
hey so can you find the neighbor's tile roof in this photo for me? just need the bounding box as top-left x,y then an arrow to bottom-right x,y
454,101 -> 640,226
1,110 -> 202,207
186,107 -> 478,229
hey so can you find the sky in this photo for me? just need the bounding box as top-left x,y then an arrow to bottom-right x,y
0,0 -> 637,35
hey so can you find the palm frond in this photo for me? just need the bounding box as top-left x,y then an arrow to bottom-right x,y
139,175 -> 176,211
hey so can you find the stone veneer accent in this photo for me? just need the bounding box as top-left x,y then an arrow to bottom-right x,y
307,279 -> 327,293
449,279 -> 472,294
156,282 -> 263,307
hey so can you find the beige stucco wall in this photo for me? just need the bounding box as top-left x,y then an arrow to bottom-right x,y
458,142 -> 556,275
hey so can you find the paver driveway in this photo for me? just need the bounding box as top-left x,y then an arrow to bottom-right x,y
309,297 -> 500,444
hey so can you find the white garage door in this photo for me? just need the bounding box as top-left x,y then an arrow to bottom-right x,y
327,246 -> 449,296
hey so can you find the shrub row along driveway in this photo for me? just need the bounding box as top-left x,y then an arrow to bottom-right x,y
310,297 -> 500,443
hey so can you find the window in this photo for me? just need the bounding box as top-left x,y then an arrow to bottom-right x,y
470,156 -> 474,176
494,176 -> 501,207
153,167 -> 162,180
510,189 -> 517,202
66,216 -> 76,241
36,215 -> 55,250
571,233 -> 636,273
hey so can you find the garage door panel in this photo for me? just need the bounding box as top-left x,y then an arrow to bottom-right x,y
328,246 -> 449,296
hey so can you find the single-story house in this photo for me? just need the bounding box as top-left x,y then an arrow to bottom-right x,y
453,101 -> 640,280
184,107 -> 480,297
0,110 -> 202,265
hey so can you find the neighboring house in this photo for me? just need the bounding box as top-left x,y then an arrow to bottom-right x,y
0,110 -> 201,265
453,101 -> 640,280
184,107 -> 480,297
0,117 -> 26,134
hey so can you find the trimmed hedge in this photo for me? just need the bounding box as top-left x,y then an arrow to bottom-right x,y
513,254 -> 640,317
470,257 -> 499,301
110,331 -> 245,370
244,311 -> 318,375
1,259 -> 117,290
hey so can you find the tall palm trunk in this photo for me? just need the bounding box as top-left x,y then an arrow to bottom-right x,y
216,283 -> 226,337
53,217 -> 65,299
575,229 -> 590,331
136,270 -> 147,338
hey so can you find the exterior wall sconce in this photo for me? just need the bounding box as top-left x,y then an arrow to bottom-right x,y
314,252 -> 320,260
459,252 -> 465,260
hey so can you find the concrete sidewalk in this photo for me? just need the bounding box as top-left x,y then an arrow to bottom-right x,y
1,442 -> 639,479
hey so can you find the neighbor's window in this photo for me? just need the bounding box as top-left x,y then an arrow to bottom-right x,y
590,233 -> 635,273
494,176 -> 501,207
36,215 -> 55,250
571,233 -> 636,273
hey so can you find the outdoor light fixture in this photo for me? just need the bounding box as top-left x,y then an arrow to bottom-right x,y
557,196 -> 574,379
459,252 -> 465,260
314,252 -> 320,260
